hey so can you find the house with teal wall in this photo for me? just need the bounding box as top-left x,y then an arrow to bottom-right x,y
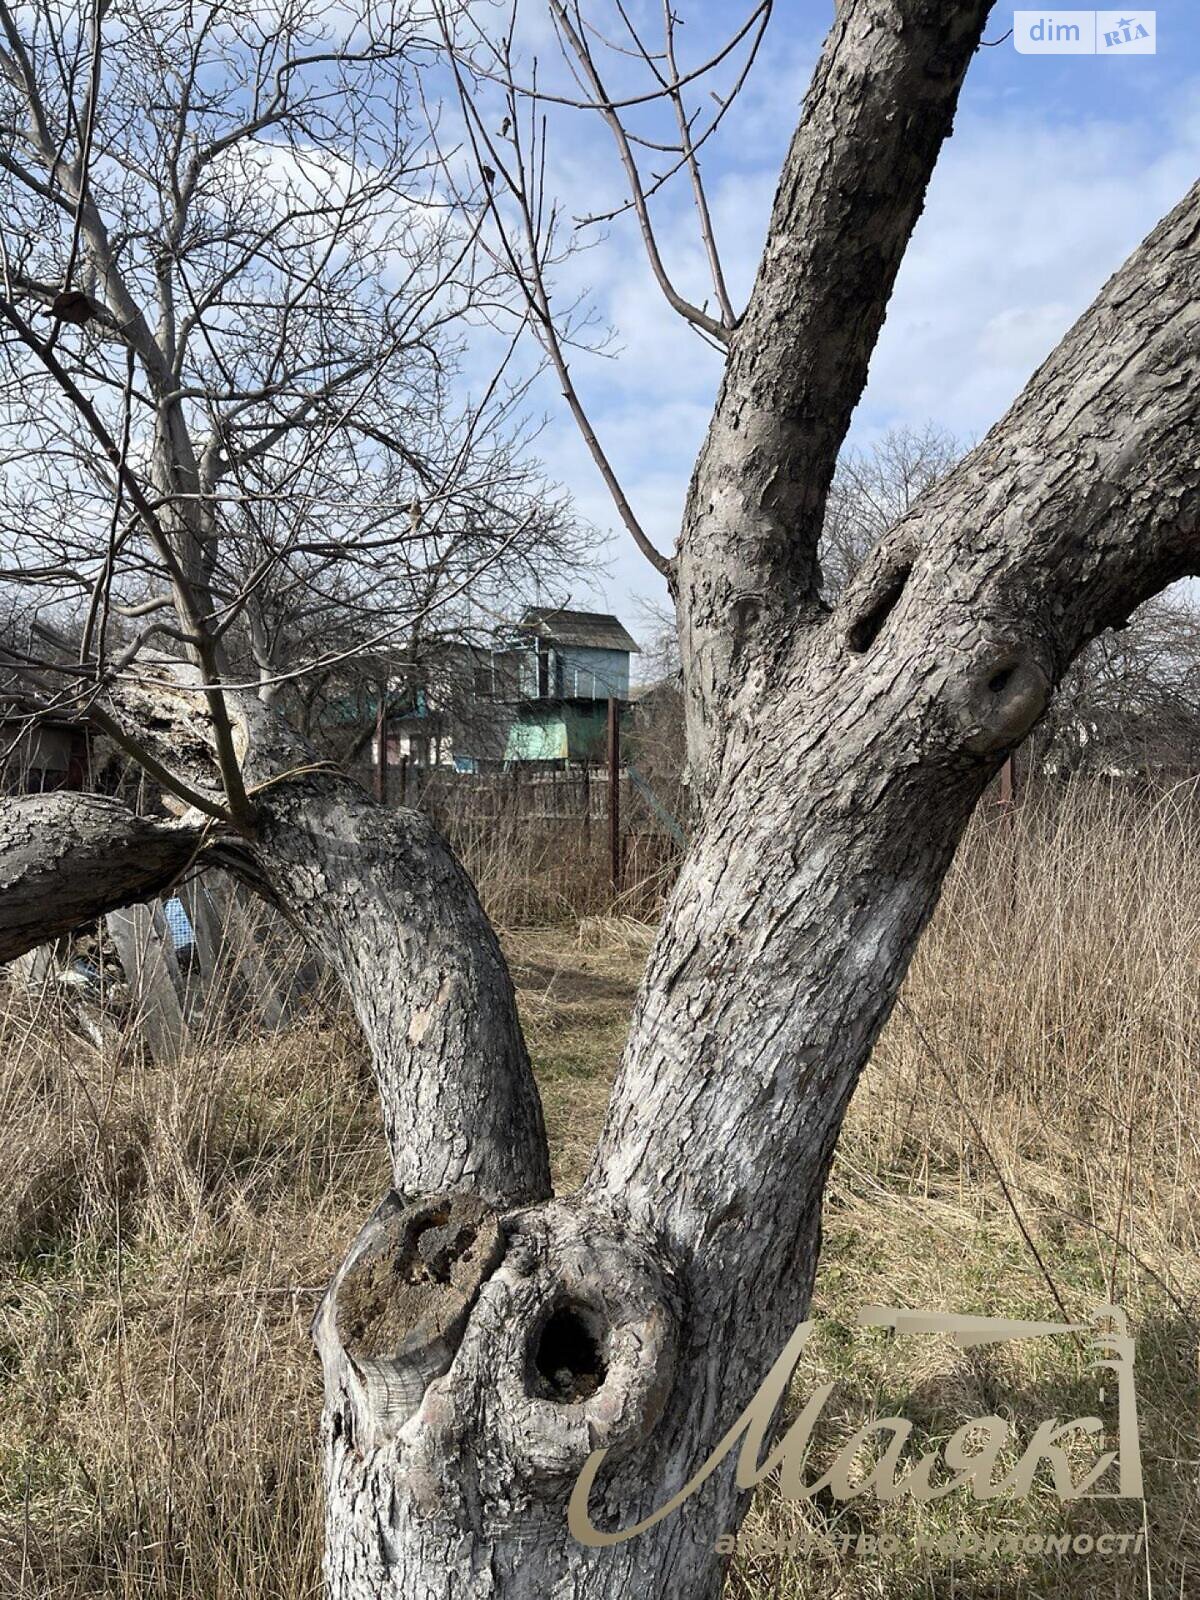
500,608 -> 639,768
338,608 -> 641,775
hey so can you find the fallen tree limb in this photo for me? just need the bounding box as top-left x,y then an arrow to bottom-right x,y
0,791 -> 209,962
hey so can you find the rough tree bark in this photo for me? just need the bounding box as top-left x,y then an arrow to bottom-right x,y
1,2 -> 1197,1597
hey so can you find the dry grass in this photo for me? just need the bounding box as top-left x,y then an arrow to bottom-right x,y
427,778 -> 681,927
1,782 -> 1198,1597
0,1002 -> 384,1599
735,781 -> 1200,1599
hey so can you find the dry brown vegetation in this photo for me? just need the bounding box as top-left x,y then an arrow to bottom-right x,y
423,766 -> 683,927
2,783 -> 1198,1598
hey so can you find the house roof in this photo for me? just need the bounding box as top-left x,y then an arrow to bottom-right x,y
516,607 -> 640,654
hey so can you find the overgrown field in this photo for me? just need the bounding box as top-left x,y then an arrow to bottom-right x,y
2,785 -> 1198,1598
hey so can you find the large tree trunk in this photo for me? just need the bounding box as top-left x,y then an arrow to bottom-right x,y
0,4 -> 1196,1598
309,191 -> 1197,1600
307,198 -> 1194,1600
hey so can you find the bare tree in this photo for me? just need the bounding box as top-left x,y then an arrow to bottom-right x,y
820,423 -> 962,594
1,4 -> 1198,1599
0,0 -> 586,782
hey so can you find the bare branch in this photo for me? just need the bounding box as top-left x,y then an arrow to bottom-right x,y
437,20 -> 671,577
546,0 -> 729,343
661,0 -> 735,329
0,293 -> 255,827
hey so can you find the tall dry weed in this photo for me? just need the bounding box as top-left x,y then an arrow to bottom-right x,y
1,779 -> 1198,1598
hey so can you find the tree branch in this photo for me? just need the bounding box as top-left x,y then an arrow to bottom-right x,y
674,0 -> 995,785
0,295 -> 255,830
547,0 -> 730,343
661,0 -> 736,330
838,182 -> 1200,672
590,180 -> 1200,1257
439,39 -> 672,577
0,791 -> 210,961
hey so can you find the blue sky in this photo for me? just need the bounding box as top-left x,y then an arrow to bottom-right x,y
488,3 -> 1199,646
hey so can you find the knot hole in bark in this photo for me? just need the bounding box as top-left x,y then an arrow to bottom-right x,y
956,647 -> 1051,755
485,1204 -> 681,1481
730,594 -> 761,636
846,561 -> 912,653
530,1300 -> 609,1403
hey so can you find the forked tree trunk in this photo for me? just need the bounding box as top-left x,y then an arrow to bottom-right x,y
307,186 -> 1191,1600
315,168 -> 1195,1600
0,4 -> 1196,1598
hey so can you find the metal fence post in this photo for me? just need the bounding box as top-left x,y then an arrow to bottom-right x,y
607,697 -> 621,895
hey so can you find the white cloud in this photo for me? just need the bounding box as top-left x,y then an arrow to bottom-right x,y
857,91 -> 1200,441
